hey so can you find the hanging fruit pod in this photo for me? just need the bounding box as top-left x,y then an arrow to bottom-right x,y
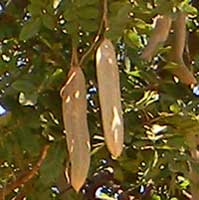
169,11 -> 197,86
96,38 -> 124,159
60,66 -> 90,192
141,15 -> 172,61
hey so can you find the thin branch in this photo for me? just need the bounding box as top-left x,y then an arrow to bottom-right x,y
5,0 -> 12,7
182,190 -> 192,199
71,47 -> 79,67
151,0 -> 156,8
102,0 -> 108,31
0,144 -> 50,198
79,0 -> 108,67
14,193 -> 26,200
59,185 -> 72,196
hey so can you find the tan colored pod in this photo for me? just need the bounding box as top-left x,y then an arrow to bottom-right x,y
171,59 -> 196,85
171,12 -> 186,58
96,38 -> 124,158
141,15 -> 172,61
60,66 -> 90,192
170,12 -> 197,85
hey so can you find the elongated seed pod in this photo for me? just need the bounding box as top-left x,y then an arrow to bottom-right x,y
96,38 -> 124,158
141,15 -> 172,61
170,12 -> 197,85
171,60 -> 196,85
172,12 -> 186,58
60,66 -> 90,192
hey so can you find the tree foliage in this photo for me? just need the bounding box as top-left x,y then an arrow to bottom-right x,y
0,0 -> 199,199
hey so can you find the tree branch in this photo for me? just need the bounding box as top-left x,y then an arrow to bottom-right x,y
59,185 -> 72,196
14,193 -> 26,200
79,0 -> 108,67
0,144 -> 50,198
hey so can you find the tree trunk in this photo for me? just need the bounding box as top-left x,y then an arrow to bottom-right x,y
190,149 -> 199,200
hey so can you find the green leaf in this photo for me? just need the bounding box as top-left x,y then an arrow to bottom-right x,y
42,14 -> 55,30
64,189 -> 85,200
39,142 -> 66,184
19,18 -> 41,40
120,159 -> 138,173
110,1 -> 123,13
79,19 -> 98,32
48,68 -> 65,88
169,103 -> 181,113
106,3 -> 131,40
11,79 -> 36,92
179,1 -> 198,15
75,0 -> 99,7
18,92 -> 38,106
152,194 -> 161,200
134,18 -> 152,31
0,112 -> 12,127
0,135 -> 14,162
179,177 -> 190,189
28,185 -> 52,200
77,6 -> 99,19
16,127 -> 41,154
53,0 -> 62,9
164,61 -> 179,71
63,3 -> 76,20
65,21 -> 79,36
167,136 -> 184,148
27,3 -> 42,17
125,30 -> 143,48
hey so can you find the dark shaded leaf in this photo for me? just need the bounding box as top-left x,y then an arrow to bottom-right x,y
19,18 -> 41,40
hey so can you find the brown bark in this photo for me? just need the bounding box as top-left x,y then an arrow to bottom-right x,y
0,144 -> 50,199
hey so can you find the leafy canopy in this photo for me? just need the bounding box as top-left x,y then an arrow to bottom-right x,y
0,0 -> 199,199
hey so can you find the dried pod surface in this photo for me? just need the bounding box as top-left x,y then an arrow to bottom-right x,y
141,15 -> 172,61
170,12 -> 197,85
171,60 -> 196,85
60,66 -> 90,192
96,38 -> 124,158
171,12 -> 186,58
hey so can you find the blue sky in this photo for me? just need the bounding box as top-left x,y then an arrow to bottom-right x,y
0,104 -> 6,115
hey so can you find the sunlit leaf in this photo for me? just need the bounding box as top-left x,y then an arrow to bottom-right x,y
18,92 -> 38,106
